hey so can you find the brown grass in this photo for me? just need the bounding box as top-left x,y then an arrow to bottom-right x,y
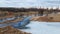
0,26 -> 31,34
31,15 -> 60,22
31,16 -> 48,22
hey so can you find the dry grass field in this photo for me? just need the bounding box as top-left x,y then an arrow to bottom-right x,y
48,13 -> 60,22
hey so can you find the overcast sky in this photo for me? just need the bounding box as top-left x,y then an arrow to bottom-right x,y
0,0 -> 60,8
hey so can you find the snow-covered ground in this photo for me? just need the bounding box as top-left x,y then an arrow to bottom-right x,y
20,21 -> 60,34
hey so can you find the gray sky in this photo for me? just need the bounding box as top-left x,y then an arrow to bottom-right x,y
0,0 -> 60,8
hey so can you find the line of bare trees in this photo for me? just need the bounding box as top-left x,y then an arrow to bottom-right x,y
0,7 -> 60,16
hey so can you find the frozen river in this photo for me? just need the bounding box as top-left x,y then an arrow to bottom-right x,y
20,21 -> 60,34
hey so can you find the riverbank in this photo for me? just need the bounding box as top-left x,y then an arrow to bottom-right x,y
31,16 -> 48,22
0,26 -> 31,34
31,13 -> 60,22
0,15 -> 23,24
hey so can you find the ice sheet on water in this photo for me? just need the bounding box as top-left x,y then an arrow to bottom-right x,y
20,21 -> 60,34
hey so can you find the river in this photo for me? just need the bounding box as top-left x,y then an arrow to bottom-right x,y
0,16 -> 60,34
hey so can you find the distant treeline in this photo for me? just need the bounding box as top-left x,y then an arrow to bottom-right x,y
0,7 -> 60,12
